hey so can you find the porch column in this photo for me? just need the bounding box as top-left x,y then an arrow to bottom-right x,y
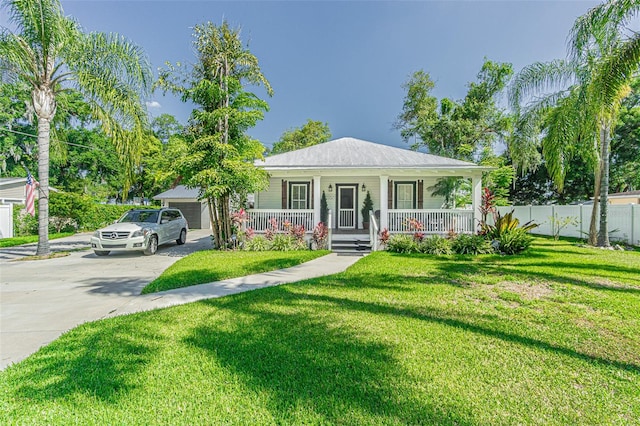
472,175 -> 482,233
380,175 -> 388,230
313,175 -> 321,227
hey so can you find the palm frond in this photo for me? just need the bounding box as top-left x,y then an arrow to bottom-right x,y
508,59 -> 577,111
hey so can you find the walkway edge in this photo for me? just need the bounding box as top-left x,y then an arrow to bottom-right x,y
105,253 -> 362,318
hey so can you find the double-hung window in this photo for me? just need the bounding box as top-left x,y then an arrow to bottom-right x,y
290,183 -> 308,209
395,182 -> 415,209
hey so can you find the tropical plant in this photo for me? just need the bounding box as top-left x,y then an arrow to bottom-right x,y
386,234 -> 419,254
0,0 -> 151,255
509,1 -> 638,247
156,20 -> 272,249
428,177 -> 469,208
480,209 -> 538,240
244,235 -> 270,251
311,222 -> 329,250
419,235 -> 453,255
496,228 -> 534,255
452,234 -> 494,255
569,0 -> 640,246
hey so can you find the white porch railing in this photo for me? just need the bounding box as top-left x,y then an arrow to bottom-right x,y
387,209 -> 475,234
246,209 -> 314,232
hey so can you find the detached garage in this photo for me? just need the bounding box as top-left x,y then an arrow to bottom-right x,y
153,185 -> 210,229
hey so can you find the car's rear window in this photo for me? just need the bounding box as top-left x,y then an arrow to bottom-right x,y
119,210 -> 159,223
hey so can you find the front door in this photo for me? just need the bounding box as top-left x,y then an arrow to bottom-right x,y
338,186 -> 356,229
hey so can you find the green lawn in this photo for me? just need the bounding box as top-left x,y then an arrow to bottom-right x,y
0,232 -> 75,248
141,250 -> 330,293
1,239 -> 639,425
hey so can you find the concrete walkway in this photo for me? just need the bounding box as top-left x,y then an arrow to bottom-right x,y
0,233 -> 360,370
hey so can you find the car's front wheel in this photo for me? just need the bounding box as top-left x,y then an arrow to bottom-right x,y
176,229 -> 187,245
144,235 -> 158,256
94,250 -> 110,256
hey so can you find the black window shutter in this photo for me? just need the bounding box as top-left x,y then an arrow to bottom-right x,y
281,180 -> 288,209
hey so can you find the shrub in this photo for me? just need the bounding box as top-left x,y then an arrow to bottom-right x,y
270,234 -> 306,251
14,206 -> 38,236
452,234 -> 494,255
419,235 -> 453,255
244,236 -> 271,251
386,234 -> 419,254
497,228 -> 533,255
379,228 -> 390,247
480,209 -> 537,240
312,222 -> 329,250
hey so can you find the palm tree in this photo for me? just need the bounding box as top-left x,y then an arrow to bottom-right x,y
569,0 -> 640,245
0,0 -> 151,255
509,41 -> 631,246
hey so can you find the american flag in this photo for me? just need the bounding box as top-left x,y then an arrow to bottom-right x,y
25,173 -> 38,216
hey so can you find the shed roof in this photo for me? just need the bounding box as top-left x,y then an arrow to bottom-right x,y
256,137 -> 483,169
153,185 -> 200,200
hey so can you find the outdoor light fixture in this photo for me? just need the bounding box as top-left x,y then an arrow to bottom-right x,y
328,184 -> 333,192
362,184 -> 366,192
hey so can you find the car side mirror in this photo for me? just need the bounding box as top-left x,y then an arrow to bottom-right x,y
161,219 -> 168,224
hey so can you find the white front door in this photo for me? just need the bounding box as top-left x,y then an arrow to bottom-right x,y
338,186 -> 356,229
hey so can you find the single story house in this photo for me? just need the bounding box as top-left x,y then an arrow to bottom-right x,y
153,137 -> 491,235
250,137 -> 490,235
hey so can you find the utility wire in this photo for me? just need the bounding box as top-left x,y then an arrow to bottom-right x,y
0,126 -> 100,150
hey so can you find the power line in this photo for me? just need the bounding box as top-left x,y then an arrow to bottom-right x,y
0,126 -> 100,150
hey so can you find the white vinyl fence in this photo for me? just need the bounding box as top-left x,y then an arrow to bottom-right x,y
496,204 -> 639,246
0,203 -> 13,239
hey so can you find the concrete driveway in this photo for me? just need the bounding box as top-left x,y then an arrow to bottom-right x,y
0,229 -> 213,369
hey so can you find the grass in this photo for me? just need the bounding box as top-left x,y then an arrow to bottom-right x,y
141,250 -> 330,294
0,232 -> 75,248
1,238 -> 639,425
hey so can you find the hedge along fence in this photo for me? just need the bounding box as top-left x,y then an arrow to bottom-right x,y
496,204 -> 640,246
13,192 -> 149,236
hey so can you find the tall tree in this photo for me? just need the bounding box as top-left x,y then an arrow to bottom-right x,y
157,21 -> 272,248
270,119 -> 331,154
0,0 -> 151,255
396,60 -> 514,205
510,4 -> 635,247
570,0 -> 640,245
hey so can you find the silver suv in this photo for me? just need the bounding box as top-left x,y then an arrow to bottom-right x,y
91,208 -> 188,256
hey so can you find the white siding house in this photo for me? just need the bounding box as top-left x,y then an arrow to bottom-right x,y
251,137 -> 491,235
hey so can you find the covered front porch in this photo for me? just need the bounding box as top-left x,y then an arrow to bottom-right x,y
248,137 -> 491,243
246,173 -> 482,236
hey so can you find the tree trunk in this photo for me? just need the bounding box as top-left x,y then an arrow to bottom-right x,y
597,123 -> 611,247
33,85 -> 56,256
588,161 -> 601,246
208,197 -> 220,249
36,117 -> 51,256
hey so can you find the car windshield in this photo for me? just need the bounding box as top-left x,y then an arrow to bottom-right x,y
119,210 -> 159,224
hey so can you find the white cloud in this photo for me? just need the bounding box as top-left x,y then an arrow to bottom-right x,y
146,101 -> 161,109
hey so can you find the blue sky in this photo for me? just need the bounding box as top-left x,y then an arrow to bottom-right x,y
2,0 -> 599,149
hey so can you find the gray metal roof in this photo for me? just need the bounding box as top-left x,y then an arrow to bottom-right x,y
256,137 -> 481,169
153,185 -> 200,200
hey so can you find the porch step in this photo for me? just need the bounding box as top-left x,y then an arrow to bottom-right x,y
331,237 -> 371,255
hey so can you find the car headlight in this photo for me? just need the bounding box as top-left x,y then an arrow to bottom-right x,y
93,230 -> 100,238
131,229 -> 150,238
